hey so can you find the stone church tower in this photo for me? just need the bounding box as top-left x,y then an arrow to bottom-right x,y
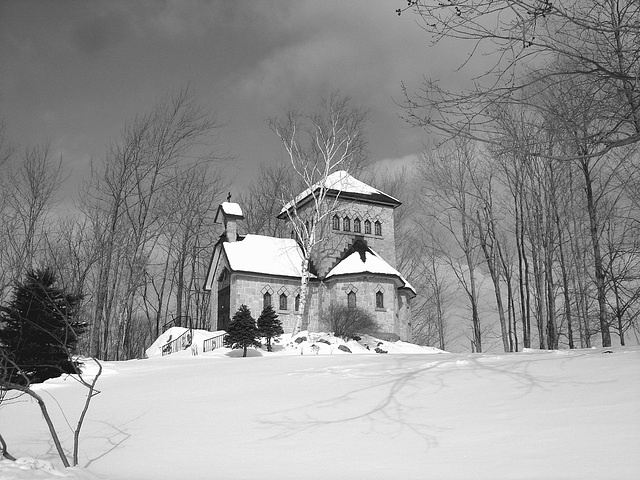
204,171 -> 415,340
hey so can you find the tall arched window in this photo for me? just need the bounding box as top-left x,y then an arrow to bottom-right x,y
343,216 -> 351,232
295,294 -> 300,312
364,219 -> 371,235
375,290 -> 384,309
374,220 -> 382,236
347,291 -> 356,309
263,292 -> 272,308
279,293 -> 288,311
332,215 -> 340,230
354,217 -> 361,233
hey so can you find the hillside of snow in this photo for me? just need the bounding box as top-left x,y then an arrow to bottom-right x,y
1,336 -> 639,480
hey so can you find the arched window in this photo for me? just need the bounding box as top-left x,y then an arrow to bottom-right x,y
347,291 -> 356,309
375,290 -> 384,309
374,220 -> 382,236
343,216 -> 351,232
295,294 -> 300,311
218,268 -> 230,289
263,292 -> 272,308
332,215 -> 340,230
279,293 -> 288,311
354,217 -> 361,233
364,219 -> 371,235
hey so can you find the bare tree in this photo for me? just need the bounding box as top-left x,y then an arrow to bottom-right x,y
417,140 -> 485,352
238,162 -> 294,238
158,162 -> 226,332
270,92 -> 369,332
0,143 -> 65,300
1,270 -> 101,467
81,88 -> 226,360
401,0 -> 640,159
1,349 -> 102,467
603,205 -> 640,345
410,229 -> 456,350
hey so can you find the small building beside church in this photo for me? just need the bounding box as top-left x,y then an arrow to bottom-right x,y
203,171 -> 415,341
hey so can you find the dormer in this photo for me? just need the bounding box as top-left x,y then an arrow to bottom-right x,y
214,201 -> 244,242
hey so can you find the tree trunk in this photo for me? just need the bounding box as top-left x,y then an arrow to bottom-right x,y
477,210 -> 509,352
580,158 -> 611,347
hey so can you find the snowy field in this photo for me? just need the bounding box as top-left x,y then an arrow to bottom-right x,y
1,331 -> 639,480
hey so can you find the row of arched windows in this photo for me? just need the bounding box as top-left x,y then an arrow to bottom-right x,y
332,215 -> 382,236
262,288 -> 385,311
263,291 -> 300,312
346,288 -> 385,309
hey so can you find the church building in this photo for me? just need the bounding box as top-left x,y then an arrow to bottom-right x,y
203,171 -> 415,341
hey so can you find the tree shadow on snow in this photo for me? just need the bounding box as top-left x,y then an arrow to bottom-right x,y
225,348 -> 263,358
258,351 -> 608,453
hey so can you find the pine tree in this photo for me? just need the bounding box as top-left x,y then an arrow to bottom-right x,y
257,304 -> 283,352
224,304 -> 260,357
0,268 -> 86,385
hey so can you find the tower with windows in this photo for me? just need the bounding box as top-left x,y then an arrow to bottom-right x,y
205,171 -> 415,341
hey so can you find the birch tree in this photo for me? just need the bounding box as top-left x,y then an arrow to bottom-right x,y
270,92 -> 368,332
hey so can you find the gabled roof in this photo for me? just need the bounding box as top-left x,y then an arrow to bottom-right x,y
278,170 -> 401,218
214,202 -> 244,223
326,241 -> 416,295
221,234 -> 312,279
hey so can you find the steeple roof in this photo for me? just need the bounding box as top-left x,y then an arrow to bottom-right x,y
277,170 -> 401,218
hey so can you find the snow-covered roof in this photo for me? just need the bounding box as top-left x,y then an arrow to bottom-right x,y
223,234 -> 312,278
326,247 -> 416,294
214,202 -> 244,223
279,170 -> 401,216
221,202 -> 243,217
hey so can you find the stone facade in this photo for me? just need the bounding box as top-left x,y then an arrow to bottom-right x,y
302,198 -> 398,277
204,172 -> 415,341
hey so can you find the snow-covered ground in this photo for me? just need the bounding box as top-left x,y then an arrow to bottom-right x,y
1,331 -> 639,479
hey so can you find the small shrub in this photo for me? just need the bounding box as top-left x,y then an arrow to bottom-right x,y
320,303 -> 380,340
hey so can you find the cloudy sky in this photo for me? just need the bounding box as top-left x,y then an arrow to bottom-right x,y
0,1 -> 473,199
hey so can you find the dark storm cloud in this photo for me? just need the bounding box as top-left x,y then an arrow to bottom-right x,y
0,0 -> 479,197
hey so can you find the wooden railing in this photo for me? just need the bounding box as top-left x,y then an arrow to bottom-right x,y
203,332 -> 226,353
161,330 -> 192,356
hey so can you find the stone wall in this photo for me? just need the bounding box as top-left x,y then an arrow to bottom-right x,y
231,274 -> 307,332
397,290 -> 413,342
324,276 -> 401,337
295,198 -> 397,277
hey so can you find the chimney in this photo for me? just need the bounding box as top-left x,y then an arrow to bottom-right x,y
214,200 -> 244,242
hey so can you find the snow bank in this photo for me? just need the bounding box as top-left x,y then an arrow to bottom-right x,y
0,457 -> 101,479
279,331 -> 446,356
2,340 -> 638,480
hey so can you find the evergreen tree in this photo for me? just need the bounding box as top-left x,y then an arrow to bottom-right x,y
224,304 -> 260,357
257,304 -> 283,352
0,268 -> 86,384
